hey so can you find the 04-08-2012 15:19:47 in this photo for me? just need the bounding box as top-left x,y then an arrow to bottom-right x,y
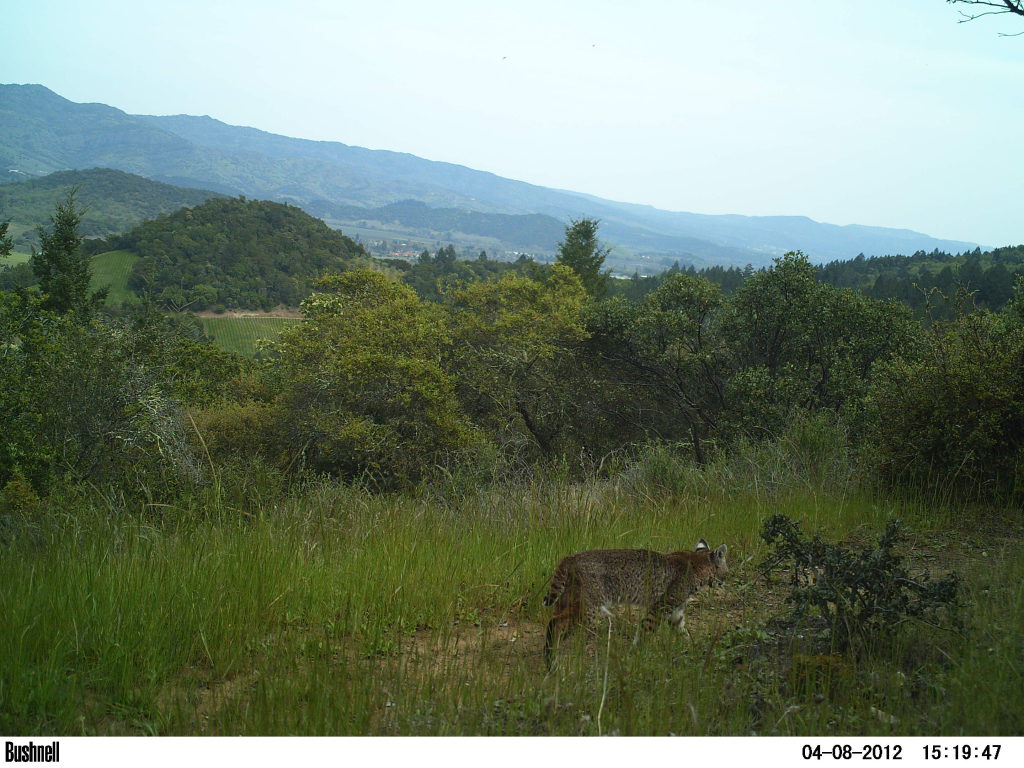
801,745 -> 1003,761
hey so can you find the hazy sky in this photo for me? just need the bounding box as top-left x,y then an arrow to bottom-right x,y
4,0 -> 1023,246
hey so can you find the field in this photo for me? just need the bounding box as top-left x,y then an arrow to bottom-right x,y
1,449 -> 1020,737
90,249 -> 139,305
199,315 -> 300,355
0,249 -> 31,267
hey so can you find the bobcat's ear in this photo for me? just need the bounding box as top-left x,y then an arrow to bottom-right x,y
713,544 -> 728,562
696,539 -> 710,552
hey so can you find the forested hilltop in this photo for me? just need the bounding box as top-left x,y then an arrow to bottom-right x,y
110,197 -> 370,310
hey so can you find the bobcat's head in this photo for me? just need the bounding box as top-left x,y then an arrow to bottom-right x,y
695,539 -> 729,583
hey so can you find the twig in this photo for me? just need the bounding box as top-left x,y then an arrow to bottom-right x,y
596,615 -> 613,736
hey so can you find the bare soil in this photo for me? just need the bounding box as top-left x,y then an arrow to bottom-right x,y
194,308 -> 302,319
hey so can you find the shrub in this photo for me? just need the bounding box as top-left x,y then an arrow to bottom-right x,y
760,514 -> 961,649
864,298 -> 1024,502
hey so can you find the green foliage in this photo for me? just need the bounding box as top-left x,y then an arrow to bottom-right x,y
819,246 -> 1024,317
555,217 -> 611,298
761,514 -> 961,648
29,191 -> 107,315
0,468 -> 43,542
0,294 -> 203,493
123,197 -> 369,310
445,265 -> 589,459
191,402 -> 277,463
119,300 -> 252,407
587,273 -> 726,461
0,220 -> 11,259
586,256 -> 916,463
273,269 -> 478,486
720,252 -> 918,438
864,291 -> 1024,501
398,245 -> 538,302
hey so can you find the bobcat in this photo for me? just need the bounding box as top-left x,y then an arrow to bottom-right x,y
543,540 -> 728,666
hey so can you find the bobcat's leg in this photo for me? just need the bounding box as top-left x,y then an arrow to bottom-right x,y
544,607 -> 579,669
642,599 -> 691,640
670,604 -> 692,641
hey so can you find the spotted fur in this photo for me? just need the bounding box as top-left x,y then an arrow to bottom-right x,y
543,539 -> 728,666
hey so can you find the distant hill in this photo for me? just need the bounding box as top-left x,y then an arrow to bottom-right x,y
305,199 -> 566,252
0,168 -> 223,247
0,83 -> 985,268
119,197 -> 370,310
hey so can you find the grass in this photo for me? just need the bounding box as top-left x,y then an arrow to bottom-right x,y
90,250 -> 138,305
1,448 -> 1020,736
199,316 -> 299,355
1,249 -> 31,267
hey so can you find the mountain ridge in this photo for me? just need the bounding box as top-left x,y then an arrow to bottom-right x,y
1,83 -> 983,269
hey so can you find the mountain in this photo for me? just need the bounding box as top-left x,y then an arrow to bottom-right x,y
0,84 -> 983,269
0,168 -> 223,246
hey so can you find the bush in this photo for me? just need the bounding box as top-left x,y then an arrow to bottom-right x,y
760,514 -> 961,649
191,402 -> 278,464
864,300 -> 1024,502
0,295 -> 204,496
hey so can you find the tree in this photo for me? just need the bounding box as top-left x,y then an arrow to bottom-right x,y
555,217 -> 611,298
865,288 -> 1024,501
0,291 -> 203,492
586,273 -> 726,463
445,265 -> 588,459
719,252 -> 918,438
29,191 -> 106,315
0,220 -> 12,259
947,1 -> 1024,34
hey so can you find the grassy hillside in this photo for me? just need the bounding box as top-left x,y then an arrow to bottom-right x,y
307,198 -> 566,255
199,315 -> 299,355
89,250 -> 138,305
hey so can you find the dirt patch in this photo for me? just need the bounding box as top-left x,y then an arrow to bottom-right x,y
194,308 -> 302,319
402,619 -> 548,677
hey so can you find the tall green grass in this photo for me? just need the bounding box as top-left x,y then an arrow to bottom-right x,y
2,442 -> 1018,735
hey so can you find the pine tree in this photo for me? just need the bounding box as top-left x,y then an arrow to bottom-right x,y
555,217 -> 610,298
30,191 -> 105,314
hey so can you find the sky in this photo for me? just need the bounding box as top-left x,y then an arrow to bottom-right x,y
4,0 -> 1023,246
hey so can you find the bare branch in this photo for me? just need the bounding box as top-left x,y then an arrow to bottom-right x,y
947,0 -> 1024,24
